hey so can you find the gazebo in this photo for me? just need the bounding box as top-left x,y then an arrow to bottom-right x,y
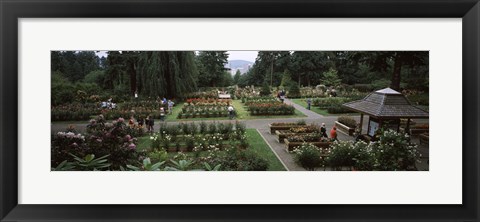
342,88 -> 428,137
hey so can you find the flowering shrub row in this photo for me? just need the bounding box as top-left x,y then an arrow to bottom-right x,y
247,103 -> 295,116
291,129 -> 420,171
241,97 -> 278,105
51,101 -> 169,121
52,115 -> 145,170
289,124 -> 321,134
286,133 -> 330,142
178,98 -> 232,119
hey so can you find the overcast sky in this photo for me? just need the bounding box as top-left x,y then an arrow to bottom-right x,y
95,51 -> 258,62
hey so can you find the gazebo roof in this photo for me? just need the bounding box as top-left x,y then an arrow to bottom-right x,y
342,88 -> 429,119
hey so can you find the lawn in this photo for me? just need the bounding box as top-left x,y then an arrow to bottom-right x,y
245,129 -> 286,171
135,128 -> 286,171
291,98 -> 356,116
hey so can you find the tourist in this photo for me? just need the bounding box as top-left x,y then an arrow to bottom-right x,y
228,104 -> 235,119
128,115 -> 135,128
162,97 -> 167,105
159,107 -> 166,122
321,123 -> 328,138
330,126 -> 338,141
280,90 -> 285,103
138,116 -> 144,128
167,100 -> 174,115
307,98 -> 312,110
146,115 -> 154,133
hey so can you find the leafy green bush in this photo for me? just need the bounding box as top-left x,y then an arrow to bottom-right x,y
337,116 -> 357,128
288,83 -> 301,98
327,106 -> 353,114
147,149 -> 169,163
52,115 -> 145,170
260,82 -> 271,96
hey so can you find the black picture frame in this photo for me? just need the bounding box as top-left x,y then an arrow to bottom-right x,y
1,0 -> 479,221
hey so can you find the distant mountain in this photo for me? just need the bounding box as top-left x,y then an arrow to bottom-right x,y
226,60 -> 254,74
228,60 -> 253,68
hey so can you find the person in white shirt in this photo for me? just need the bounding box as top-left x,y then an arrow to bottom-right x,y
227,105 -> 235,119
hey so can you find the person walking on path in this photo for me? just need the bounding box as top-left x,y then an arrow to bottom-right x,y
159,107 -> 166,122
320,123 -> 328,138
138,116 -> 144,129
330,126 -> 338,141
280,90 -> 285,103
167,100 -> 174,115
146,115 -> 154,133
228,104 -> 235,119
306,98 -> 312,110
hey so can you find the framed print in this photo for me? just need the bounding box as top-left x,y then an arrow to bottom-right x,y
1,0 -> 479,221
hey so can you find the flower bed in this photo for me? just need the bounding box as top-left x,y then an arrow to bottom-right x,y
178,98 -> 232,119
242,97 -> 278,105
269,121 -> 307,134
51,100 -> 169,121
247,103 -> 295,116
284,139 -> 331,152
242,96 -> 295,116
51,115 -> 145,170
275,125 -> 321,143
284,134 -> 331,151
152,121 -> 248,152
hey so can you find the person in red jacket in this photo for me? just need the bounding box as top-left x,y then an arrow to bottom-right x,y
330,126 -> 338,141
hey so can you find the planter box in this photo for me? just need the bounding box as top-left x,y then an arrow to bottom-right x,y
269,124 -> 304,134
335,121 -> 356,136
284,139 -> 331,152
275,130 -> 312,143
419,133 -> 429,145
410,128 -> 429,135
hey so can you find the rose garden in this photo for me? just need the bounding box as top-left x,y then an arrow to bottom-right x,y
51,51 -> 429,171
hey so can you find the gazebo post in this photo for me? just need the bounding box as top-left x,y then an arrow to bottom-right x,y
359,113 -> 364,134
406,118 -> 411,134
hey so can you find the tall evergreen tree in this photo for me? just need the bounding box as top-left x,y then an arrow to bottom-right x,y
196,51 -> 228,87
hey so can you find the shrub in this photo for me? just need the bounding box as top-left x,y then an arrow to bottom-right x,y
288,83 -> 301,98
199,122 -> 208,134
147,149 -> 169,163
208,122 -> 217,134
84,115 -> 144,169
52,115 -> 145,170
337,116 -> 357,128
51,132 -> 87,167
326,141 -> 357,170
327,106 -> 353,114
293,143 -> 323,171
219,149 -> 269,171
370,129 -> 419,171
260,82 -> 271,96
